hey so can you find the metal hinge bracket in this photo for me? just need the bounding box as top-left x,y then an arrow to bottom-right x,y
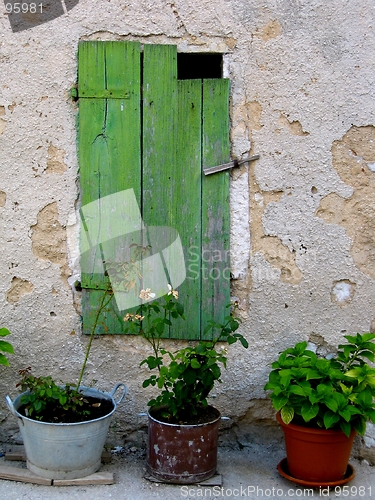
70,87 -> 130,99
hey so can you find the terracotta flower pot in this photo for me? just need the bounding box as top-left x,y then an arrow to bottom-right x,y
276,412 -> 356,483
146,405 -> 221,484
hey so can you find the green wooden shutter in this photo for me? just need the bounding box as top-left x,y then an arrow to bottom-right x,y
78,41 -> 230,339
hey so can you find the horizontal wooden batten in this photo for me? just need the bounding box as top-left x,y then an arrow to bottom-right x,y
77,90 -> 130,99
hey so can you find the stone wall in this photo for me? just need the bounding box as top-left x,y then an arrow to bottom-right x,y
0,0 -> 374,458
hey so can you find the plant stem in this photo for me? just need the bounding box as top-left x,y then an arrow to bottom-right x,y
77,287 -> 113,388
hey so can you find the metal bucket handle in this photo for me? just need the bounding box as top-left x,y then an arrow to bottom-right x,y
5,395 -> 16,416
109,383 -> 128,405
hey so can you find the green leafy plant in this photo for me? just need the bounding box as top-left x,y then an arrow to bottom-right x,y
123,287 -> 249,422
264,333 -> 375,436
0,327 -> 14,366
17,367 -> 90,420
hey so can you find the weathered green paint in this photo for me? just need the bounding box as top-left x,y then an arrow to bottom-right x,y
172,79 -> 203,339
142,44 -> 177,229
78,41 -> 141,333
201,79 -> 231,339
141,44 -> 178,338
78,42 -> 141,333
78,41 -> 230,339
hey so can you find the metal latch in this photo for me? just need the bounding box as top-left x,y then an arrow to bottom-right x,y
203,154 -> 260,176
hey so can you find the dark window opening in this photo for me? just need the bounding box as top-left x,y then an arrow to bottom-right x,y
177,53 -> 223,80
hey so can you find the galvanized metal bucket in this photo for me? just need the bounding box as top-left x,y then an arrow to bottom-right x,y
146,405 -> 221,484
6,383 -> 127,480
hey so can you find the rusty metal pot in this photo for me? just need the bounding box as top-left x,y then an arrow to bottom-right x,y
146,405 -> 221,484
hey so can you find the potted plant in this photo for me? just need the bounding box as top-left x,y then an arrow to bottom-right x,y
0,327 -> 14,366
264,333 -> 375,486
5,285 -> 127,480
123,286 -> 249,484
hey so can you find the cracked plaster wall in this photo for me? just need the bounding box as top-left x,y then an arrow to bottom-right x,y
0,0 -> 374,456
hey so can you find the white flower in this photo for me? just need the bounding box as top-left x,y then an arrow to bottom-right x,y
124,313 -> 144,322
167,284 -> 178,299
139,288 -> 156,300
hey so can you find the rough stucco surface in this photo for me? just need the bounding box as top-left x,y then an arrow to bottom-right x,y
0,0 -> 374,458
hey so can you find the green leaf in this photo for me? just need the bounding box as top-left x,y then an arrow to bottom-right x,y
230,320 -> 239,331
34,400 -> 43,412
356,387 -> 374,405
323,411 -> 339,429
343,334 -> 359,344
195,343 -> 206,354
159,366 -> 169,376
210,364 -> 221,380
0,354 -> 10,366
301,402 -> 319,422
358,350 -> 375,362
176,303 -> 184,316
339,383 -> 353,395
271,394 -> 288,411
343,344 -> 356,359
315,358 -> 331,373
280,406 -> 294,424
316,383 -> 333,396
294,341 -> 308,354
345,368 -> 360,379
0,328 -> 11,338
340,420 -> 352,437
190,359 -> 200,369
264,381 -> 277,391
361,333 -> 375,342
59,395 -> 67,406
305,369 -> 322,380
323,397 -> 338,413
344,405 -> 362,417
239,337 -> 249,348
353,417 -> 367,436
289,385 -> 306,396
0,340 -> 14,354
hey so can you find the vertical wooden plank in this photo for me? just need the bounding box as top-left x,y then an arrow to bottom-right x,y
201,79 -> 231,339
142,44 -> 178,337
172,80 -> 202,339
78,41 -> 142,334
142,44 -> 177,226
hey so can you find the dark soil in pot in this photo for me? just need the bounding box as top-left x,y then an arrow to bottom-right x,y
18,396 -> 114,423
150,404 -> 219,425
